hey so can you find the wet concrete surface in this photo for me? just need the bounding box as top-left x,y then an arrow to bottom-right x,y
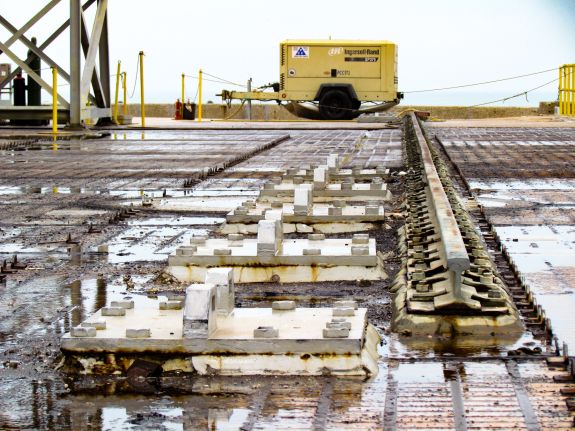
1,126 -> 574,429
436,127 -> 575,355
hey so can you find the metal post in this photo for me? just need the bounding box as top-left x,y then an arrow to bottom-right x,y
247,77 -> 252,120
113,60 -> 120,123
122,71 -> 127,117
52,67 -> 57,134
569,64 -> 575,116
98,2 -> 111,109
69,0 -> 82,128
139,51 -> 145,127
198,69 -> 203,122
181,73 -> 185,119
559,66 -> 564,116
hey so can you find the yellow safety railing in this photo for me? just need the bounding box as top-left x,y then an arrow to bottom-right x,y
198,69 -> 203,122
559,64 -> 575,116
114,60 -> 121,123
122,71 -> 127,118
51,67 -> 57,134
139,51 -> 146,127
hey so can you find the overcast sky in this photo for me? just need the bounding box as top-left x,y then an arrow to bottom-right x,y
1,0 -> 574,106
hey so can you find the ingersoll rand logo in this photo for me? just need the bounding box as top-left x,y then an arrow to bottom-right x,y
328,47 -> 343,56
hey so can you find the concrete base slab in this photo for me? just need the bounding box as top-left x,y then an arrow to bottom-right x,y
167,261 -> 387,283
219,222 -> 376,235
168,238 -> 378,267
61,306 -> 381,376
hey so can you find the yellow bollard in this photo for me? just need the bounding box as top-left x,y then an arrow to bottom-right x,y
139,51 -> 145,127
114,60 -> 121,123
122,72 -> 127,118
181,73 -> 185,119
52,67 -> 57,134
198,69 -> 203,122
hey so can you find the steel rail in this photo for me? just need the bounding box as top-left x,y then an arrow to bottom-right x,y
408,112 -> 470,298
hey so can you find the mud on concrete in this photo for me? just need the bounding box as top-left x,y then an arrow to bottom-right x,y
1,125 -> 574,430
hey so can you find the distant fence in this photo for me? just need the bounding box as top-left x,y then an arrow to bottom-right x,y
124,104 -> 541,121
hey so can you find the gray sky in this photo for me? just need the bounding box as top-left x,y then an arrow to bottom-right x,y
2,0 -> 575,106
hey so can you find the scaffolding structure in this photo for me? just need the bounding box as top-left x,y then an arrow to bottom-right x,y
0,0 -> 112,126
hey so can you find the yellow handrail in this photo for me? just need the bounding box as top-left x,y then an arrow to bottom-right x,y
139,51 -> 145,127
51,67 -> 57,134
114,60 -> 121,123
198,69 -> 203,122
122,71 -> 127,117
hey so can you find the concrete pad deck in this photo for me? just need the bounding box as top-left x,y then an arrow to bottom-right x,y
168,238 -> 378,267
62,307 -> 368,355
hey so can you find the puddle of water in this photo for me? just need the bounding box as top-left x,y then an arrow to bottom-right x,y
393,362 -> 445,383
383,331 -> 541,359
494,224 -> 575,351
100,226 -> 210,263
497,225 -> 575,272
469,178 -> 575,191
532,294 -> 575,352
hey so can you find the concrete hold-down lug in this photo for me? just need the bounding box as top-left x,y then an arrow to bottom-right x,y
168,214 -> 381,283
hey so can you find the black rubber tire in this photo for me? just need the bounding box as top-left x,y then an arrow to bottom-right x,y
319,90 -> 353,120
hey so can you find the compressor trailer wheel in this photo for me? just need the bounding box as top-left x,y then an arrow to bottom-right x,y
318,90 -> 356,120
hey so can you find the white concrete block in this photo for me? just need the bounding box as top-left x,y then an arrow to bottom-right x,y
327,153 -> 339,169
81,320 -> 106,330
190,236 -> 207,245
272,300 -> 296,311
333,307 -> 355,317
313,166 -> 328,190
71,326 -> 97,337
323,327 -> 350,338
234,207 -> 249,215
294,185 -> 313,215
352,234 -> 370,245
213,248 -> 231,256
205,268 -> 235,316
351,246 -> 369,256
184,284 -> 217,338
327,319 -> 352,330
334,300 -> 358,310
257,219 -> 283,257
101,307 -> 126,316
159,300 -> 183,310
